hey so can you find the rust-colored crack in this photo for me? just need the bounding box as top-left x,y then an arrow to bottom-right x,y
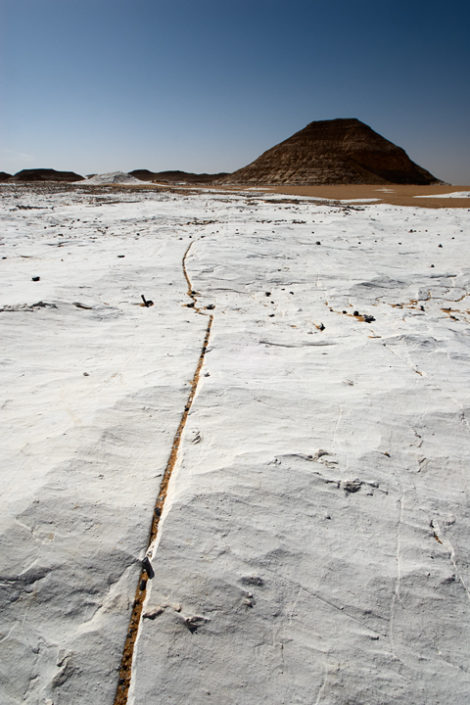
113,240 -> 213,705
324,301 -> 376,324
441,306 -> 470,323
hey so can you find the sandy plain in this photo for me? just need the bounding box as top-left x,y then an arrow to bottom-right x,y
1,182 -> 469,705
117,182 -> 470,209
194,183 -> 470,209
264,183 -> 470,209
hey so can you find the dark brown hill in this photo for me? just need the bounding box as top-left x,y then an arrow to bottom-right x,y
11,169 -> 83,182
219,118 -> 439,186
130,169 -> 229,183
0,171 -> 11,181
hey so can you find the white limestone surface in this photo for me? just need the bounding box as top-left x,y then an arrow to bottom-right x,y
1,185 -> 469,705
414,191 -> 470,198
81,172 -> 143,185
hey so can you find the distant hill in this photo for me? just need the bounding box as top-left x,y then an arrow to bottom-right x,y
0,171 -> 11,181
10,169 -> 84,182
130,169 -> 229,184
218,118 -> 439,185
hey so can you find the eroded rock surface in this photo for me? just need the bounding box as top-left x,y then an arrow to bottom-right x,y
1,185 -> 469,704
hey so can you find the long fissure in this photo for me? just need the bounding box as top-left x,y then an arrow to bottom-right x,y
113,240 -> 213,705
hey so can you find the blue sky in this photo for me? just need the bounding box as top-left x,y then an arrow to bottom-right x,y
1,0 -> 469,181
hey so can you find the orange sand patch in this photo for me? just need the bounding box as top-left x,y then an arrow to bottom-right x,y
260,184 -> 470,209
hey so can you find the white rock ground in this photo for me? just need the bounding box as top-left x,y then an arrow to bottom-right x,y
415,192 -> 470,199
1,184 -> 469,704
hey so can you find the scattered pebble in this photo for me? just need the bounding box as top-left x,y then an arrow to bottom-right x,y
342,479 -> 362,494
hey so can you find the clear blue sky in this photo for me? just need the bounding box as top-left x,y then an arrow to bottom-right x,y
1,0 -> 469,182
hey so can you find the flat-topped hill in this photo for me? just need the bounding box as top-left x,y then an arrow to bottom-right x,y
219,118 -> 439,185
10,168 -> 84,182
130,169 -> 229,183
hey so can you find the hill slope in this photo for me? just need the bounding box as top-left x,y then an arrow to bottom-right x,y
220,118 -> 439,185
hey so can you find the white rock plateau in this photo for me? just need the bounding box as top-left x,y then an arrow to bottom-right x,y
415,191 -> 470,199
1,184 -> 469,704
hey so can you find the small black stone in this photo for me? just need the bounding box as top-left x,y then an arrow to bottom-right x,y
142,556 -> 154,578
32,276 -> 40,282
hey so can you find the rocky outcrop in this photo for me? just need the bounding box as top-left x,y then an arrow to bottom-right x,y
81,171 -> 141,185
10,168 -> 84,182
219,118 -> 439,185
130,169 -> 229,183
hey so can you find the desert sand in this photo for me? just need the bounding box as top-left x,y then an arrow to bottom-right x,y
263,183 -> 470,209
1,182 -> 469,704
